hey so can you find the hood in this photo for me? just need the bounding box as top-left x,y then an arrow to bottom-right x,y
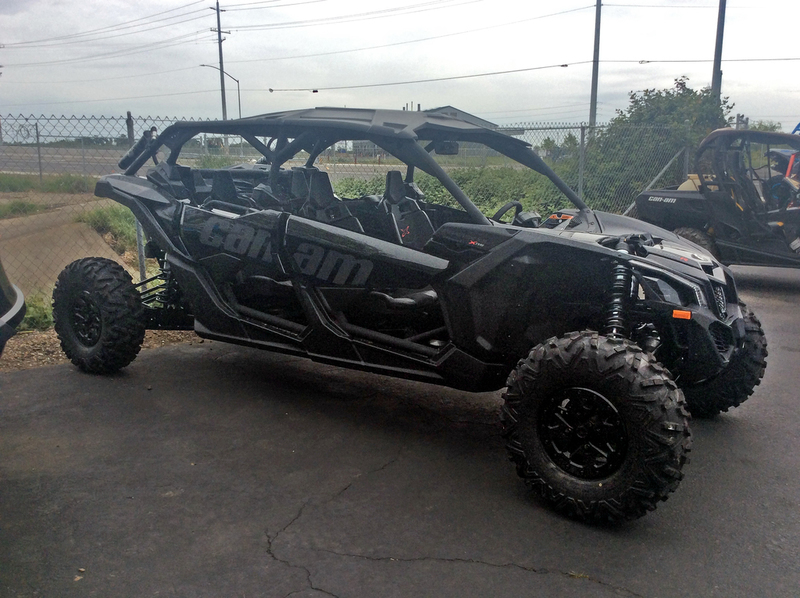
555,210 -> 728,284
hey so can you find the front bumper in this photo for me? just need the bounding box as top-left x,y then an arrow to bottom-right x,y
663,303 -> 745,384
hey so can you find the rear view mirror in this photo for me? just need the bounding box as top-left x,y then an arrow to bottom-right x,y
433,140 -> 459,155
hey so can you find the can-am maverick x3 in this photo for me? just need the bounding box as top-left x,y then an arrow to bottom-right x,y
53,108 -> 766,522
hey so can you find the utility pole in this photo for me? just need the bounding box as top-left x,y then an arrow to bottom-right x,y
588,0 -> 602,128
212,1 -> 228,120
711,0 -> 726,103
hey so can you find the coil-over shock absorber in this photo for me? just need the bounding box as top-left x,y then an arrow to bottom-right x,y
603,259 -> 633,339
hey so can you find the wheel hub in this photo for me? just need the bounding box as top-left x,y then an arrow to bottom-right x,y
538,387 -> 629,480
72,291 -> 102,346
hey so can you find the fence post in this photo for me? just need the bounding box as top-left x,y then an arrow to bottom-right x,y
126,111 -> 135,146
35,122 -> 43,184
578,124 -> 586,200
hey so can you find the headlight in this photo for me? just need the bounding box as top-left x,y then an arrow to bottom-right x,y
683,280 -> 708,309
640,274 -> 708,308
643,276 -> 683,305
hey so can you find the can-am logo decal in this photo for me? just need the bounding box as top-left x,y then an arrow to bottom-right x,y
199,216 -> 273,262
293,243 -> 373,286
647,196 -> 677,203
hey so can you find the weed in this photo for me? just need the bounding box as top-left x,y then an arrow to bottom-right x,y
76,205 -> 138,255
18,292 -> 53,331
0,173 -> 97,194
0,201 -> 42,219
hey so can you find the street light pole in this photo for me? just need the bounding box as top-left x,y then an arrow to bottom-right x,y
200,64 -> 241,119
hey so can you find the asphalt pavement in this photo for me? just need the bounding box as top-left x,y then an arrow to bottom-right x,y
1,266 -> 799,597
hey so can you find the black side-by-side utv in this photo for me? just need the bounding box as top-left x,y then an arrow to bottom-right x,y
52,108 -> 767,522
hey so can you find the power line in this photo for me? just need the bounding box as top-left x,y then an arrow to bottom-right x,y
604,3 -> 717,7
1,89 -> 219,109
2,12 -> 211,50
267,61 -> 591,92
233,0 -> 485,31
228,5 -> 593,64
226,0 -> 331,7
227,0 -> 331,11
2,1 -> 207,47
264,54 -> 799,94
479,103 -> 593,116
605,57 -> 800,64
13,67 -> 202,85
4,32 -> 215,68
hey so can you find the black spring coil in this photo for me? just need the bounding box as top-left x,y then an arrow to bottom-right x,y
139,266 -> 180,308
603,260 -> 633,338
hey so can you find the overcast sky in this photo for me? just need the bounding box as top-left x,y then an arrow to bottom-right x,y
1,0 -> 798,129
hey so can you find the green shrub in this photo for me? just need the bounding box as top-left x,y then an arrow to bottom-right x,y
331,168 -> 570,216
334,175 -> 385,198
0,173 -> 37,192
0,201 -> 42,219
76,205 -> 138,254
0,173 -> 96,194
41,174 -> 97,194
18,293 -> 53,331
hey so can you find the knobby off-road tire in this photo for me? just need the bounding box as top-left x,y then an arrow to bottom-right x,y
683,304 -> 767,418
501,331 -> 691,523
673,227 -> 721,260
53,257 -> 145,374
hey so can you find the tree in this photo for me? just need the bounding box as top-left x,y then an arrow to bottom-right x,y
608,76 -> 733,146
576,78 -> 735,213
749,120 -> 782,132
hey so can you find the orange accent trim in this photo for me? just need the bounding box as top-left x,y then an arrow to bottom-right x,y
672,310 -> 692,320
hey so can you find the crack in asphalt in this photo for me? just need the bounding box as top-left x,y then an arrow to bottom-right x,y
266,449 -> 404,598
309,549 -> 647,598
266,503 -> 340,598
264,448 -> 644,598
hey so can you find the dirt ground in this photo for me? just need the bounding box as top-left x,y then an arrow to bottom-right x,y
0,328 -> 196,373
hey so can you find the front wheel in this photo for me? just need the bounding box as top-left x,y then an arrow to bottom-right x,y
682,304 -> 767,418
501,331 -> 691,523
53,257 -> 145,374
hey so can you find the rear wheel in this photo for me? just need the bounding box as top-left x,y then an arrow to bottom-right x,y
673,227 -> 720,259
501,331 -> 691,523
53,257 -> 145,374
683,304 -> 767,418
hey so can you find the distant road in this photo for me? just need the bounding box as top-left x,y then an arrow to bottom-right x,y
0,145 -> 398,182
0,145 -> 122,176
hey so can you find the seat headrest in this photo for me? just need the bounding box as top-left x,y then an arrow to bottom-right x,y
308,170 -> 337,209
384,170 -> 405,205
211,170 -> 238,201
291,169 -> 310,199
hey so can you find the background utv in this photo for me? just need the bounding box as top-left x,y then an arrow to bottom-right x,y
53,108 -> 767,523
636,128 -> 800,267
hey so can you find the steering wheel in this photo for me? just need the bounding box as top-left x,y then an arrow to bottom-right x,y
771,177 -> 799,212
491,201 -> 523,223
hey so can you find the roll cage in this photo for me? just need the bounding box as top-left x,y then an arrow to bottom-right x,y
120,107 -> 592,227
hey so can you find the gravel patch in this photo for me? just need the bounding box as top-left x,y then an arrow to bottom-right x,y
0,329 -> 197,373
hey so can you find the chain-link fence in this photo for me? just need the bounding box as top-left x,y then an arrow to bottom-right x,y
0,113 -> 697,300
